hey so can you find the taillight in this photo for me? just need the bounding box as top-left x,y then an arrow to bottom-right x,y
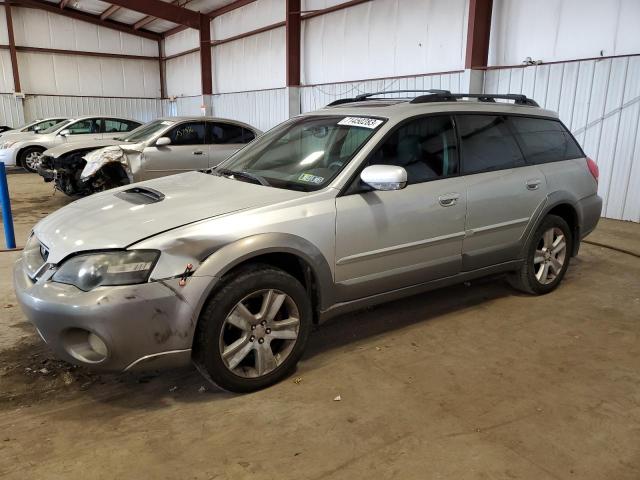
586,157 -> 599,183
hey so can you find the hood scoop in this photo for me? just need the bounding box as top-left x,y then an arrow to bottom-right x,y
114,186 -> 165,205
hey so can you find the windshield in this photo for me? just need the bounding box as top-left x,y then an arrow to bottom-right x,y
41,119 -> 73,134
118,120 -> 174,143
216,115 -> 384,191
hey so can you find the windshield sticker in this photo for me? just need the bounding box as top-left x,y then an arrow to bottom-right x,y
338,117 -> 384,129
298,173 -> 324,184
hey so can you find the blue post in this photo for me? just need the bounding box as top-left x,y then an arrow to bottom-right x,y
0,162 -> 16,249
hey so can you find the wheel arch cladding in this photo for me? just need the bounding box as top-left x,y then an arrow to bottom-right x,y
192,233 -> 335,324
541,192 -> 582,256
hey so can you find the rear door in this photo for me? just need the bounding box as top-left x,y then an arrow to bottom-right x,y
207,122 -> 256,168
140,121 -> 208,178
458,114 -> 547,270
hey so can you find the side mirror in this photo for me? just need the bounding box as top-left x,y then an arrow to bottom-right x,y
59,129 -> 70,137
156,136 -> 171,147
360,165 -> 407,191
32,126 -> 41,132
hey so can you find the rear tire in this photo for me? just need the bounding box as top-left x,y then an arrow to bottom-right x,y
508,214 -> 573,295
19,147 -> 45,173
193,264 -> 312,393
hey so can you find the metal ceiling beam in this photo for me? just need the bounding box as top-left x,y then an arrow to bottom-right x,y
163,0 -> 257,38
134,0 -> 192,30
285,0 -> 300,87
465,0 -> 493,69
5,2 -> 21,92
99,4 -> 120,20
106,0 -> 201,29
12,0 -> 161,40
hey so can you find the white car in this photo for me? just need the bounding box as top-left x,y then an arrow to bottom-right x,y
0,117 -> 68,139
0,116 -> 141,172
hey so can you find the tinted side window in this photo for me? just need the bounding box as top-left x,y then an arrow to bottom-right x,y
457,114 -> 525,174
104,119 -> 131,133
209,123 -> 255,144
368,115 -> 459,185
66,119 -> 100,135
168,122 -> 206,146
510,117 -> 583,164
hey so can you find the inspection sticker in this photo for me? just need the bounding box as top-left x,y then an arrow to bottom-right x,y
338,117 -> 384,129
298,173 -> 324,184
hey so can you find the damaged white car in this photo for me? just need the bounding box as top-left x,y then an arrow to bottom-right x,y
38,117 -> 261,196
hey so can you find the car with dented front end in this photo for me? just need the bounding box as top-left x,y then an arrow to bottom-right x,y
14,90 -> 602,392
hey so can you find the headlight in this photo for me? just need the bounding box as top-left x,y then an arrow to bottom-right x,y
52,250 -> 159,291
1,141 -> 16,149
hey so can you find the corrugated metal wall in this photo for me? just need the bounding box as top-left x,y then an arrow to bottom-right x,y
208,89 -> 287,133
0,94 -> 24,127
484,55 -> 640,222
300,71 -> 465,112
23,95 -> 164,123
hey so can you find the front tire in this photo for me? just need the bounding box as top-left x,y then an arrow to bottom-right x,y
19,147 -> 45,173
193,265 -> 312,393
508,214 -> 573,295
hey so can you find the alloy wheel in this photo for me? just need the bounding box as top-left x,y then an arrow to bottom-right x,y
219,289 -> 300,378
24,151 -> 42,171
534,227 -> 567,285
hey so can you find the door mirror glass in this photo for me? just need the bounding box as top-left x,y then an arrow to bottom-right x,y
156,136 -> 171,146
361,165 -> 407,191
59,129 -> 70,137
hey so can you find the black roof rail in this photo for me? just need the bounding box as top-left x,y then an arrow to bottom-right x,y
410,92 -> 539,107
326,89 -> 452,107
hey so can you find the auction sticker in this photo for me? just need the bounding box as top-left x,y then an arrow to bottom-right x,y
338,117 -> 384,129
298,173 -> 324,184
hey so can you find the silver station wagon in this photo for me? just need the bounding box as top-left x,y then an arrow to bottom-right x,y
14,90 -> 602,393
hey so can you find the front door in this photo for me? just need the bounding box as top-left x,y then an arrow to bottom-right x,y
61,118 -> 103,144
141,121 -> 209,179
334,115 -> 467,302
456,114 -> 548,270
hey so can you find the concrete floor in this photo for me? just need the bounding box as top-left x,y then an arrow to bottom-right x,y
1,171 -> 639,479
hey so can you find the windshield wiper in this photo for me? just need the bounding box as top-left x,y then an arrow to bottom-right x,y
218,169 -> 271,187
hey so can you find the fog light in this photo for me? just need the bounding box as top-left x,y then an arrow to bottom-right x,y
62,328 -> 109,364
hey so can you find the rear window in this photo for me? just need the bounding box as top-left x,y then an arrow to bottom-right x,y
509,117 -> 583,164
457,114 -> 525,174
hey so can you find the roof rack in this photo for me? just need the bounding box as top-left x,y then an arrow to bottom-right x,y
326,90 -> 539,107
410,91 -> 539,107
326,89 -> 450,106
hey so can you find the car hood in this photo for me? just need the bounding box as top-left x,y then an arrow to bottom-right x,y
0,131 -> 44,144
34,171 -> 307,264
45,139 -> 130,158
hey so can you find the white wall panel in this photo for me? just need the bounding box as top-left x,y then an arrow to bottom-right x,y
165,29 -> 199,57
0,51 -> 14,93
209,88 -> 287,132
484,56 -> 640,222
211,0 -> 283,40
163,95 -> 205,117
489,0 -> 640,66
0,94 -> 24,128
213,27 -> 285,93
302,0 -> 468,85
0,6 -> 9,44
23,95 -> 163,123
11,6 -> 158,57
301,71 -> 464,112
17,52 -> 160,98
166,52 -> 201,97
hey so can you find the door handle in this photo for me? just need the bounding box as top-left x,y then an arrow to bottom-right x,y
193,151 -> 204,156
526,179 -> 542,190
438,193 -> 461,207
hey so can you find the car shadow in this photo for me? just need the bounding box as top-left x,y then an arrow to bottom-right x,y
0,275 -> 516,416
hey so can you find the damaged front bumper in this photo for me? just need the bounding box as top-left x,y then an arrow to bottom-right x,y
13,257 -> 215,372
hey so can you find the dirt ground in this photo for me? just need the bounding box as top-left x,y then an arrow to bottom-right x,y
0,171 -> 639,479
